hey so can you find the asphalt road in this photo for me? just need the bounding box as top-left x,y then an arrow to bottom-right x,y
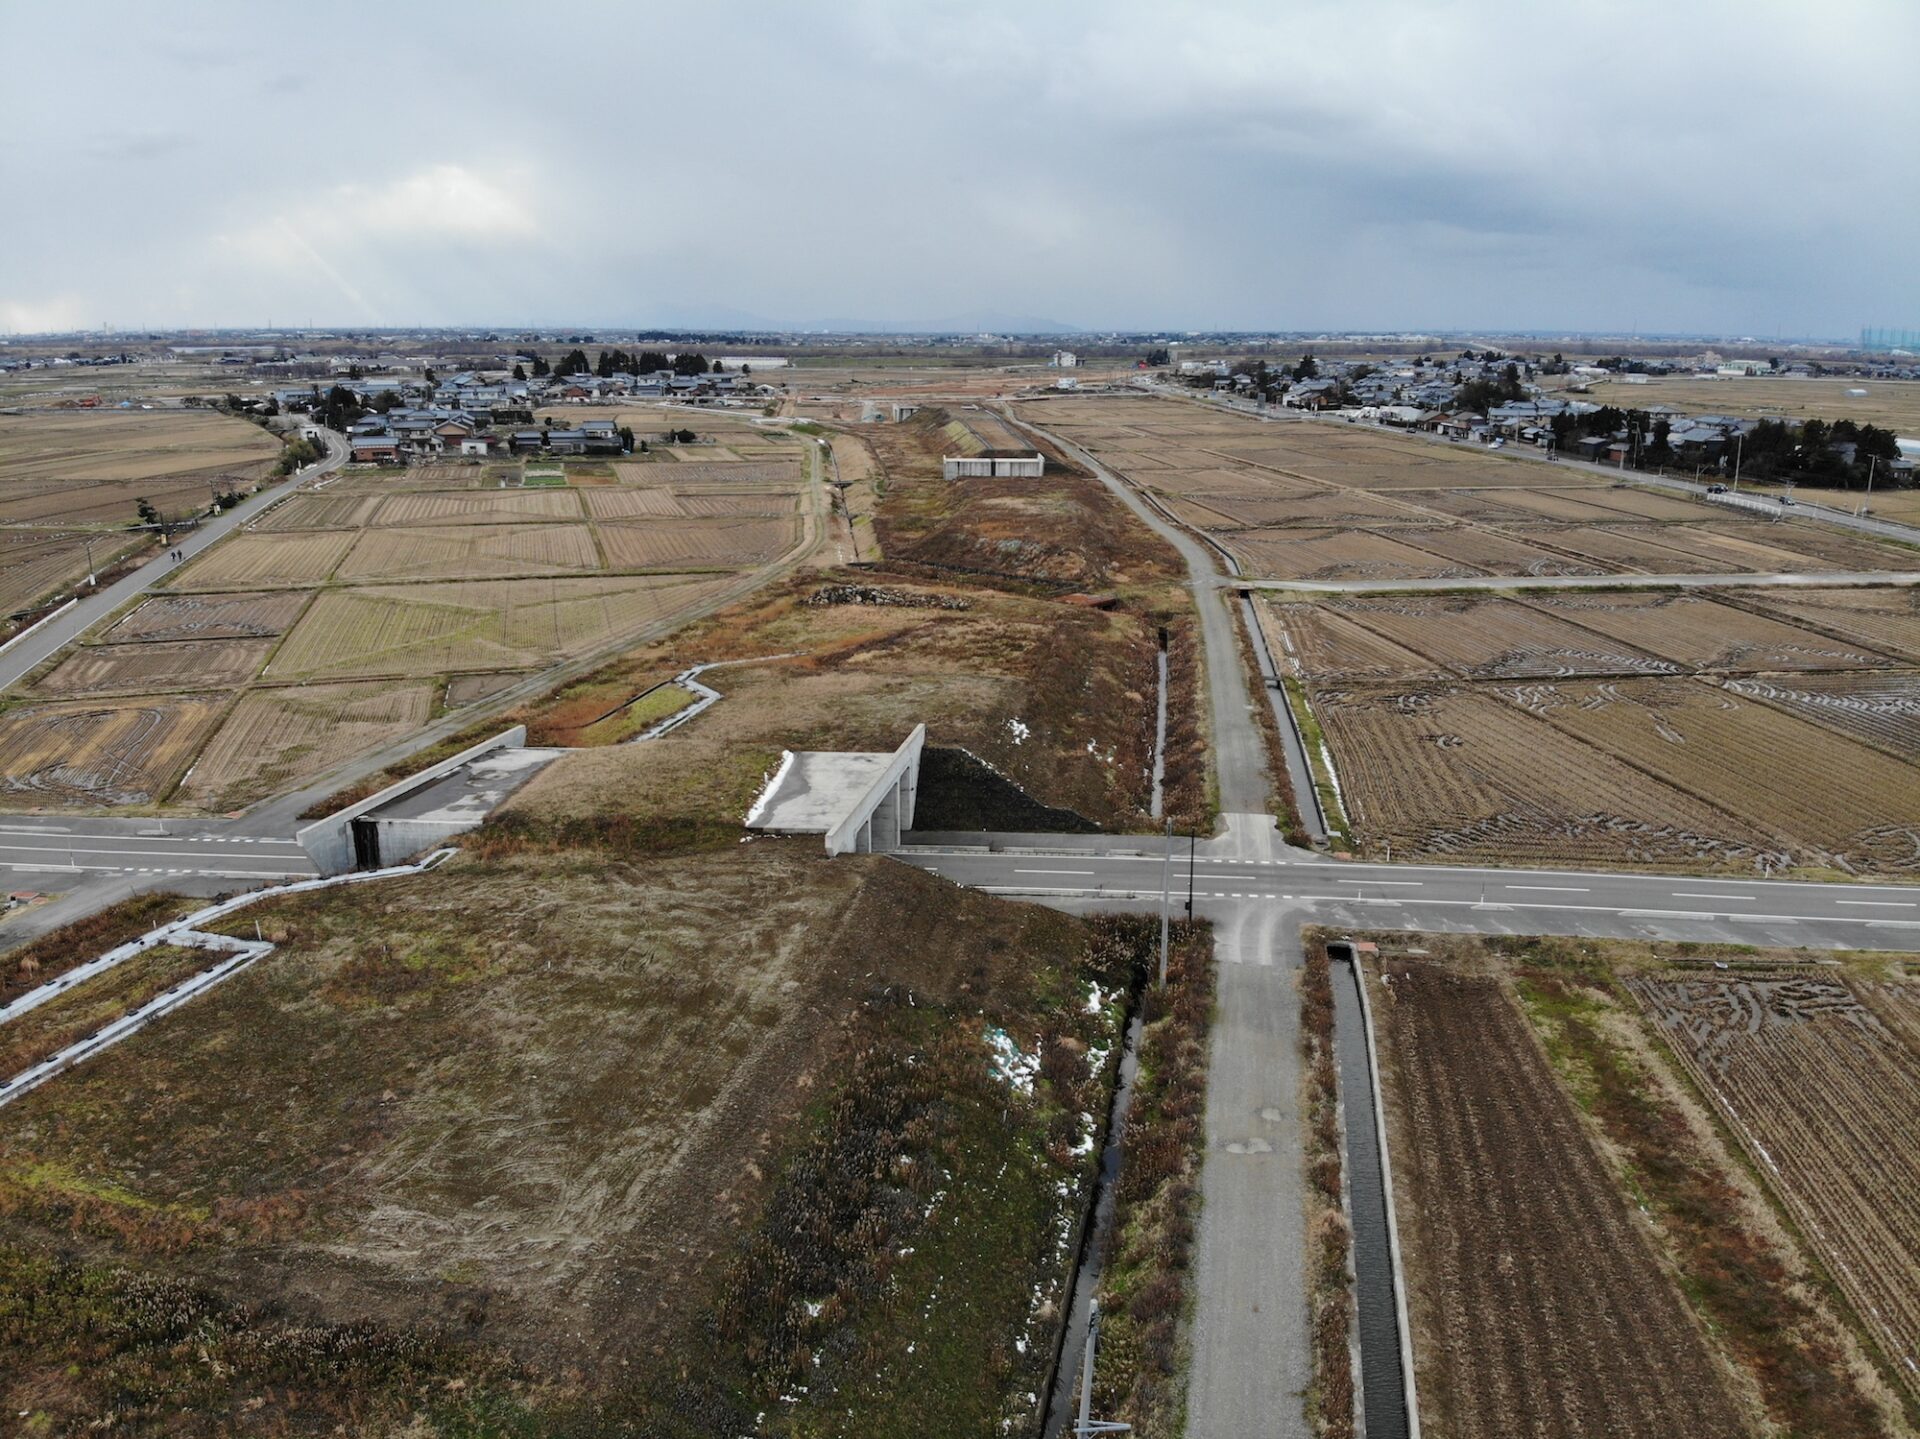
0,427 -> 346,695
1242,567 -> 1920,594
898,846 -> 1920,953
0,820 -> 314,883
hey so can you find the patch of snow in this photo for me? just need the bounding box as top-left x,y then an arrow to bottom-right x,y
1006,717 -> 1030,745
985,1027 -> 1039,1093
742,749 -> 796,825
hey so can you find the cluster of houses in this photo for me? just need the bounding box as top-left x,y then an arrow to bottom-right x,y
1177,354 -> 1915,480
343,411 -> 632,465
269,366 -> 761,466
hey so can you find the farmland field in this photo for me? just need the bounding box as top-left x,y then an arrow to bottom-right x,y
1545,373 -> 1920,434
104,589 -> 311,643
1739,585 -> 1920,662
167,529 -> 356,589
1631,970 -> 1920,1397
1274,586 -> 1920,870
1527,590 -> 1898,670
1298,594 -> 1677,678
34,637 -> 271,697
0,409 -> 279,515
14,410 -> 285,481
179,680 -> 438,810
373,488 -> 584,525
595,516 -> 798,570
250,493 -> 382,531
1,424 -> 817,812
0,528 -> 145,617
338,523 -> 603,581
1522,676 -> 1920,871
1724,670 -> 1920,759
1312,681 -> 1786,868
0,695 -> 225,806
1370,959 -> 1751,1437
582,488 -> 688,519
1019,394 -> 1920,583
268,575 -> 737,680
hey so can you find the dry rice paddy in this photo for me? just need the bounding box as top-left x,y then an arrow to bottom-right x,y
595,517 -> 797,571
1019,394 -> 1920,583
104,589 -> 311,643
1271,586 -> 1920,872
2,430 -> 815,811
267,575 -> 737,680
34,638 -> 271,697
338,524 -> 603,582
179,680 -> 438,810
169,529 -> 357,590
373,489 -> 584,525
0,695 -> 226,807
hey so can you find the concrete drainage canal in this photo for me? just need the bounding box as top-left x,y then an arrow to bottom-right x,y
1329,939 -> 1415,1439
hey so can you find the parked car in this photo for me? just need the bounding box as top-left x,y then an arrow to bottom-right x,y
1777,494 -> 1795,506
1706,483 -> 1728,494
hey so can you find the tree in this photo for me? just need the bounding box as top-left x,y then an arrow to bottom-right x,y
711,358 -> 724,373
1646,418 -> 1674,467
348,363 -> 364,381
618,425 -> 635,453
1145,347 -> 1171,367
424,367 -> 438,386
531,355 -> 551,378
512,363 -> 527,381
1292,353 -> 1319,381
320,384 -> 362,432
673,428 -> 696,444
135,497 -> 161,528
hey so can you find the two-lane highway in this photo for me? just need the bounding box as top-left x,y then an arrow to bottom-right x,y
899,845 -> 1920,952
0,820 -> 315,882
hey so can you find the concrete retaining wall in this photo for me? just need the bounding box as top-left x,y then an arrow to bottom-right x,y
296,726 -> 526,875
824,724 -> 925,856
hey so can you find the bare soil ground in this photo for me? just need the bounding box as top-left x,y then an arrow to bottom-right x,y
1370,956 -> 1753,1437
1544,373 -> 1920,434
1351,930 -> 1908,1439
0,847 -> 1145,1437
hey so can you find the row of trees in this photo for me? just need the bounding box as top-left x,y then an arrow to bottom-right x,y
547,348 -> 720,379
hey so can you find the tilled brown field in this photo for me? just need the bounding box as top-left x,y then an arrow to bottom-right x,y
1272,586 -> 1920,871
103,589 -> 311,643
0,695 -> 225,806
1630,971 -> 1920,1399
1373,962 -> 1751,1438
34,638 -> 271,697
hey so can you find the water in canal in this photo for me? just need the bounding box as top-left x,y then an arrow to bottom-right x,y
1331,946 -> 1411,1439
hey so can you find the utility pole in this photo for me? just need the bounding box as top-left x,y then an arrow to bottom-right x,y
81,534 -> 97,586
1858,455 -> 1878,518
1159,817 -> 1172,987
1185,830 -> 1196,922
1732,430 -> 1745,492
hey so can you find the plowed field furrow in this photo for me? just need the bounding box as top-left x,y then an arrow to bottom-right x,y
1317,684 -> 1786,868
1631,974 -> 1920,1393
1529,591 -> 1895,672
1724,673 -> 1920,760
1377,966 -> 1748,1438
1529,678 -> 1920,870
104,590 -> 311,644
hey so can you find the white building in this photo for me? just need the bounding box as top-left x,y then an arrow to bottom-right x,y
1051,349 -> 1079,368
942,453 -> 1046,480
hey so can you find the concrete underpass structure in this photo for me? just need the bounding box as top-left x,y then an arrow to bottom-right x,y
745,724 -> 924,855
296,727 -> 564,875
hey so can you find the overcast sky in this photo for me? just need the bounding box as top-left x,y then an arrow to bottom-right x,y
4,1 -> 1914,338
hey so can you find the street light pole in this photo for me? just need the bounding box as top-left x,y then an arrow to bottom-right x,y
1185,830 -> 1196,922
